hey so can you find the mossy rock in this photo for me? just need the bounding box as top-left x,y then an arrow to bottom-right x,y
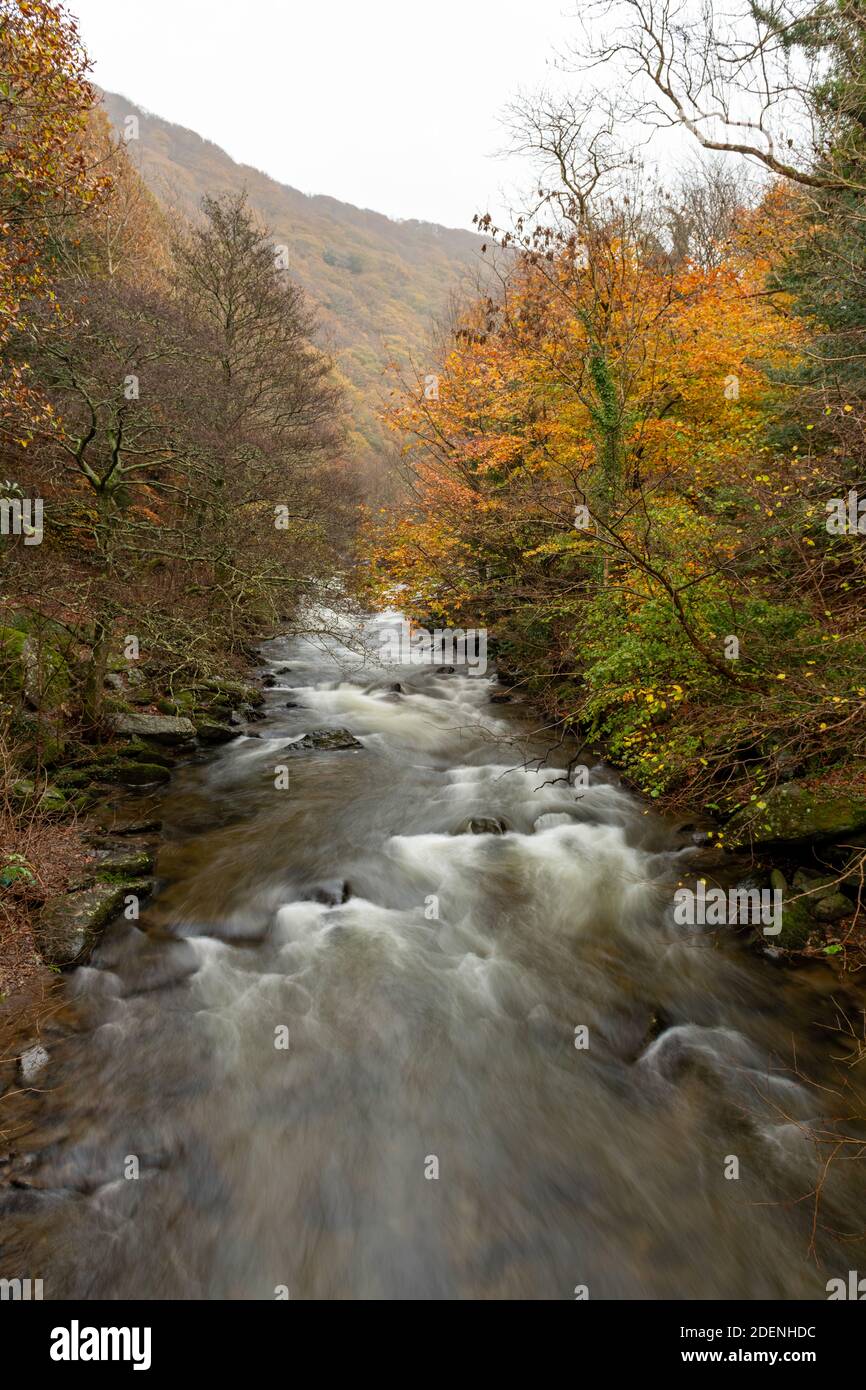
1,626 -> 71,710
55,768 -> 95,788
812,892 -> 852,923
199,678 -> 264,707
725,785 -> 866,852
159,691 -> 196,715
111,761 -> 171,787
776,898 -> 813,950
122,739 -> 176,768
12,779 -> 68,815
94,845 -> 156,877
763,871 -> 813,951
0,624 -> 27,691
110,713 -> 196,744
195,720 -> 241,744
36,883 -> 128,967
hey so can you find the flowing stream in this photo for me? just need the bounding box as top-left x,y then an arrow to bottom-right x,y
1,611 -> 864,1299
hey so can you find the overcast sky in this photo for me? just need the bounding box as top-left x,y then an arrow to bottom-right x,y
67,0 -> 579,230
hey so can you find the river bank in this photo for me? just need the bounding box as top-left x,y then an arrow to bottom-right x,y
4,612 -> 864,1021
490,652 -> 866,967
0,655 -> 271,1003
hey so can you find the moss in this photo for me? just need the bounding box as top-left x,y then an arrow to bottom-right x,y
12,779 -> 68,814
725,784 -> 866,851
0,623 -> 72,709
112,761 -> 171,787
0,625 -> 27,692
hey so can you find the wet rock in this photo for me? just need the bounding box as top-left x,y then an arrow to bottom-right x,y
306,881 -> 353,906
791,869 -> 837,894
36,883 -> 129,967
195,720 -> 242,744
490,692 -> 512,704
93,845 -> 156,877
770,870 -> 813,950
282,728 -> 362,752
812,892 -> 852,923
725,784 -> 866,852
112,761 -> 171,787
124,742 -> 176,768
455,816 -> 508,835
685,847 -> 733,872
533,813 -> 573,831
114,818 -> 162,835
12,779 -> 67,814
18,1044 -> 49,1083
436,665 -> 456,674
390,682 -> 405,693
111,713 -> 196,744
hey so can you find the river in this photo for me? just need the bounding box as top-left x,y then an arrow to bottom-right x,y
1,610 -> 863,1299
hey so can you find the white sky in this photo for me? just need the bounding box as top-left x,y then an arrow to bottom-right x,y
67,0 -> 579,230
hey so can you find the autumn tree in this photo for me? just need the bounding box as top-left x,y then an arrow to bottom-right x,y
172,192 -> 349,638
0,0 -> 107,438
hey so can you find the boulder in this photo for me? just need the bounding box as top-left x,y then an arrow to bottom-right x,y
195,720 -> 242,744
769,869 -> 813,951
113,818 -> 162,835
455,816 -> 508,835
110,713 -> 196,745
111,761 -> 171,787
812,892 -> 852,923
12,779 -> 67,814
93,844 -> 156,877
36,883 -> 129,967
725,785 -> 866,852
18,1044 -> 49,1083
281,729 -> 362,752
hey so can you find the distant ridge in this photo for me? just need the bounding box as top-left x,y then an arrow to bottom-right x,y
100,91 -> 486,484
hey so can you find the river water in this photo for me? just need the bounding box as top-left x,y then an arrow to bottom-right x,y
1,611 -> 863,1299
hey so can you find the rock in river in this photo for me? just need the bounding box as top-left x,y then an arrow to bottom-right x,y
18,1044 -> 49,1083
36,883 -> 130,968
110,713 -> 196,745
195,720 -> 242,744
455,816 -> 509,835
281,728 -> 362,752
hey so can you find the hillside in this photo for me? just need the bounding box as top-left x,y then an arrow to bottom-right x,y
100,90 -> 486,489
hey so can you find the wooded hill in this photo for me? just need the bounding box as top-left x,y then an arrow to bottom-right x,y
100,90 -> 486,489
